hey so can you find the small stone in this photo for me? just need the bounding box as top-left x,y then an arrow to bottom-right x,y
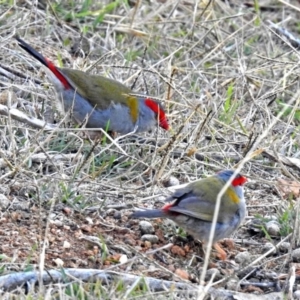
0,194 -> 9,209
294,290 -> 300,300
119,254 -> 128,264
205,268 -> 221,281
262,242 -> 276,254
292,248 -> 300,262
53,258 -> 64,267
63,241 -> 71,248
139,221 -> 155,234
49,213 -> 56,220
113,211 -> 121,219
85,217 -> 93,225
141,234 -> 158,244
226,278 -> 239,290
164,176 -> 180,187
279,242 -> 291,253
265,220 -> 281,236
235,251 -> 251,265
144,240 -> 151,248
106,208 -> 117,216
53,220 -> 63,227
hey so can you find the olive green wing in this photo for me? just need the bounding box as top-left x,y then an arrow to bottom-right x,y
60,68 -> 133,110
167,177 -> 240,223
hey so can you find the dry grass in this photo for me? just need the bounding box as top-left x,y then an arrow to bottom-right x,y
1,0 -> 300,298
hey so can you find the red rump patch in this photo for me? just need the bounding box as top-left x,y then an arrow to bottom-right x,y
162,203 -> 173,211
45,58 -> 70,90
144,98 -> 169,130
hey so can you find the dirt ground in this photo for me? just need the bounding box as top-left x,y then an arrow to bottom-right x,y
1,0 -> 300,298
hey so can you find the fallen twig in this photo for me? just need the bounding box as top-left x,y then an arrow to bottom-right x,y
0,104 -> 55,131
0,268 -> 284,299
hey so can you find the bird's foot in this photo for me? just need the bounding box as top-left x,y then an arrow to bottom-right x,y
213,243 -> 227,261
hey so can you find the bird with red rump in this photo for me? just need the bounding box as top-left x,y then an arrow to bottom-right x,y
130,170 -> 247,260
15,36 -> 169,135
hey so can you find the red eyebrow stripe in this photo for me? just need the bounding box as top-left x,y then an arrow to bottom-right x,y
144,98 -> 169,130
232,176 -> 247,186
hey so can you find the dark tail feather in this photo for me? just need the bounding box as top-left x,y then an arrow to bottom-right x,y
15,35 -> 49,68
130,209 -> 166,219
15,35 -> 71,89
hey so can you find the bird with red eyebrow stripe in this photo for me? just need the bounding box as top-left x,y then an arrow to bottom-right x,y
130,170 -> 247,260
15,36 -> 169,135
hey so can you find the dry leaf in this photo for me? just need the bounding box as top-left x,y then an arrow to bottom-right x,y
174,268 -> 189,280
171,245 -> 186,256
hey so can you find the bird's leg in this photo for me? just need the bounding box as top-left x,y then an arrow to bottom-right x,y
82,130 -> 117,141
201,241 -> 227,261
213,243 -> 227,261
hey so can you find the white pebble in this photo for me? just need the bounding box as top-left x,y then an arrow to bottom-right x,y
63,241 -> 71,248
0,194 -> 9,208
119,254 -> 128,264
226,278 -> 239,290
141,234 -> 159,244
53,258 -> 64,267
266,220 -> 281,236
235,251 -> 251,265
167,176 -> 180,187
294,290 -> 300,300
139,221 -> 155,234
292,248 -> 300,262
279,242 -> 291,253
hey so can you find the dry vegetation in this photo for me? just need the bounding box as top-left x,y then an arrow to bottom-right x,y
1,0 -> 300,299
